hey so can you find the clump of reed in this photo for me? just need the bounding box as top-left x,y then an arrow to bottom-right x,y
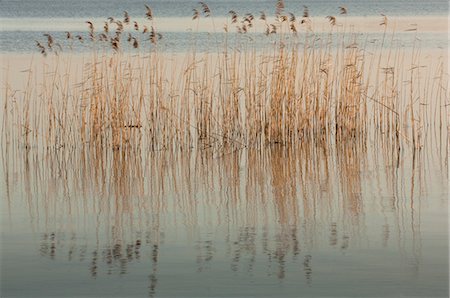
1,2 -> 448,151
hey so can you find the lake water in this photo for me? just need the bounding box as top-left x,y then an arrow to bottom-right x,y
0,0 -> 448,53
2,0 -> 448,18
1,0 -> 449,297
1,139 -> 449,297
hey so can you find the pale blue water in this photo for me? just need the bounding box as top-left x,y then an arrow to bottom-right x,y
1,143 -> 449,297
1,0 -> 448,18
0,0 -> 448,53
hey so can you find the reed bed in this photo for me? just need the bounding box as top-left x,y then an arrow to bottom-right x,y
1,2 -> 448,151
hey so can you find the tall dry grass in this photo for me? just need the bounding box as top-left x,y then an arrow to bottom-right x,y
1,3 -> 448,151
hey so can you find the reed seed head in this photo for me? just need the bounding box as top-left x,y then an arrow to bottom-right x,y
145,5 -> 153,20
98,33 -> 108,41
124,11 -> 130,24
276,0 -> 285,16
229,10 -> 238,23
35,40 -> 46,56
192,9 -> 200,20
303,6 -> 309,18
260,11 -> 266,21
132,38 -> 139,48
290,23 -> 297,33
288,13 -> 296,22
326,15 -> 336,26
43,33 -> 53,48
380,14 -> 388,26
199,2 -> 211,17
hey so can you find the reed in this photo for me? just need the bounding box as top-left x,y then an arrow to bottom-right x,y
1,3 -> 448,151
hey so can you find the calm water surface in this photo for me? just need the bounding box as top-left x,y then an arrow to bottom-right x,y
2,0 -> 448,18
1,138 -> 448,297
0,0 -> 448,53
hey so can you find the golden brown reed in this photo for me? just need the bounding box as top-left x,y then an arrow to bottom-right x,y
1,4 -> 449,152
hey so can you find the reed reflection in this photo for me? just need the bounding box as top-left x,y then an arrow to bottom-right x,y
2,136 -> 444,286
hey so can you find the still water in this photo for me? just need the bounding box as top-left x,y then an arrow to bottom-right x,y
1,0 -> 448,18
1,138 -> 448,297
0,0 -> 449,53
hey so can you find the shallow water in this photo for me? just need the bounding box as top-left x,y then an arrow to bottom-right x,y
1,138 -> 448,297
